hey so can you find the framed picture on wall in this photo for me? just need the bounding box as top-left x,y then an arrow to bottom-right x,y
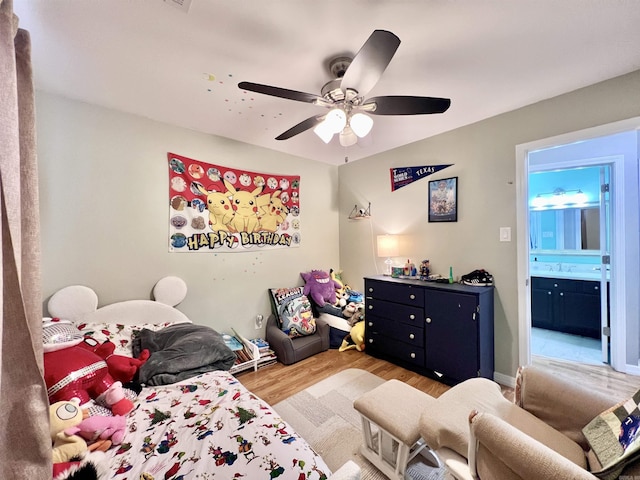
428,176 -> 458,222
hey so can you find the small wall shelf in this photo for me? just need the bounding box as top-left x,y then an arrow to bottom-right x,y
349,202 -> 371,220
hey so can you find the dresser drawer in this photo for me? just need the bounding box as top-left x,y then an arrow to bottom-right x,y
363,275 -> 494,383
367,315 -> 424,347
366,298 -> 423,326
365,279 -> 424,306
367,332 -> 425,367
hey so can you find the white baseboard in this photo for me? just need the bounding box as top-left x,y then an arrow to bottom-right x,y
493,371 -> 516,388
625,363 -> 640,376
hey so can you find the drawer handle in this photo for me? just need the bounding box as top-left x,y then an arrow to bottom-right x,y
547,291 -> 551,295
554,283 -> 558,287
368,322 -> 373,327
368,287 -> 373,293
595,286 -> 599,290
368,305 -> 373,310
560,292 -> 564,296
409,333 -> 415,340
369,338 -> 374,344
409,314 -> 415,320
426,318 -> 432,324
409,294 -> 416,300
410,353 -> 416,359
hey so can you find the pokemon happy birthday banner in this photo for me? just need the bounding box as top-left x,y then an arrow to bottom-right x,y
168,153 -> 301,252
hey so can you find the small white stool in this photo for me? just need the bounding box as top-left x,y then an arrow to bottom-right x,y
353,379 -> 441,480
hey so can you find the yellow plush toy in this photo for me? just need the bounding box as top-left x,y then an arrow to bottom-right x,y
330,269 -> 346,300
339,321 -> 366,352
50,398 -> 88,464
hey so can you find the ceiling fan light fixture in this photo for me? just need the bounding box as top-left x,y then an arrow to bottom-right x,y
324,108 -> 347,134
339,126 -> 358,147
239,30 -> 451,145
313,120 -> 335,144
350,112 -> 374,137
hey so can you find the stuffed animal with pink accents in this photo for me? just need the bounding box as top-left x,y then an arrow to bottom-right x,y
43,318 -> 134,416
65,414 -> 127,451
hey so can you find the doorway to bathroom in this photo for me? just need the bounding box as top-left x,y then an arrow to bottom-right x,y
516,121 -> 640,375
528,164 -> 610,366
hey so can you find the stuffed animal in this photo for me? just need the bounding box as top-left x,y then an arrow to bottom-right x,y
342,302 -> 366,326
336,290 -> 349,308
43,318 -> 135,416
345,288 -> 364,304
65,414 -> 127,452
330,268 -> 346,298
301,269 -> 342,307
342,302 -> 358,318
79,337 -> 150,384
50,398 -> 88,464
53,451 -> 108,480
339,321 -> 366,352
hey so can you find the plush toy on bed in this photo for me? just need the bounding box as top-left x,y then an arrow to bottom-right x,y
301,269 -> 344,317
330,268 -> 346,299
79,336 -> 150,384
66,414 -> 127,452
342,302 -> 365,326
43,318 -> 135,416
50,398 -> 88,465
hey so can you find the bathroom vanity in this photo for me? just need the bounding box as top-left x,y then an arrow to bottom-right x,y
530,258 -> 607,339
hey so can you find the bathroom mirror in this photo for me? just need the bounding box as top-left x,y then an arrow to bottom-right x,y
530,206 -> 600,251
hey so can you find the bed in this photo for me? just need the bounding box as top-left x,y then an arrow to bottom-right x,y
46,276 -> 359,480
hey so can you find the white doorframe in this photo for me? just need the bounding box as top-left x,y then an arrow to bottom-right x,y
516,117 -> 640,373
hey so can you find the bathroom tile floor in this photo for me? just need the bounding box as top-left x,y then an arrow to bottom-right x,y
531,327 -> 603,365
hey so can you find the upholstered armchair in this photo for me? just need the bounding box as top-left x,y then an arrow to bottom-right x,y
419,365 -> 640,479
265,314 -> 330,365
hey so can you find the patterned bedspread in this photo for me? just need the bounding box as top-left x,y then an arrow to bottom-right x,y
105,370 -> 330,480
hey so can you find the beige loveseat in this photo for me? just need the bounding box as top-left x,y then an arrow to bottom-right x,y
419,365 -> 640,479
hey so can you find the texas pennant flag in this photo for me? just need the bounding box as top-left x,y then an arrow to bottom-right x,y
390,165 -> 453,191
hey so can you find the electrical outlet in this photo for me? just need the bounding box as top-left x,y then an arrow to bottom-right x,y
255,314 -> 263,329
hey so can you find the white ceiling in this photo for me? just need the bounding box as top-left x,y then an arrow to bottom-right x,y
13,0 -> 640,165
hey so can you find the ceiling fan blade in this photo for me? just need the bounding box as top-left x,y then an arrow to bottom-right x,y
238,81 -> 329,105
363,96 -> 451,115
340,30 -> 400,96
275,115 -> 325,140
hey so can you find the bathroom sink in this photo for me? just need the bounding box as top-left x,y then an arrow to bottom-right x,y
530,269 -> 607,281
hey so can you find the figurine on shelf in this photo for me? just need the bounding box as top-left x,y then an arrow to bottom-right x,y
419,259 -> 430,281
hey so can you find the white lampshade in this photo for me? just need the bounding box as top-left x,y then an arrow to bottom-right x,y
377,234 -> 399,258
313,120 -> 334,143
531,195 -> 546,209
350,112 -> 374,138
573,190 -> 588,205
339,125 -> 358,147
377,234 -> 399,276
325,108 -> 347,134
550,193 -> 566,207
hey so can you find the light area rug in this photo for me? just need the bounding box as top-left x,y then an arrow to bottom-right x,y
273,368 -> 449,480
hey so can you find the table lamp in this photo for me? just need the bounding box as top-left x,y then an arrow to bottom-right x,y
377,235 -> 399,276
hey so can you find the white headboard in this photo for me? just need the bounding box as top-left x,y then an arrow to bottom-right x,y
47,276 -> 191,325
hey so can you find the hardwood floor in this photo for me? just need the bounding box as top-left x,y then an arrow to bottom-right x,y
532,355 -> 640,399
235,349 -> 640,406
235,349 -> 451,405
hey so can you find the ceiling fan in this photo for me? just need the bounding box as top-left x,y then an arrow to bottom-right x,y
238,30 -> 451,147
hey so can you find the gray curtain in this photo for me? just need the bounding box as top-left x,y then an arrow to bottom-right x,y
0,0 -> 50,477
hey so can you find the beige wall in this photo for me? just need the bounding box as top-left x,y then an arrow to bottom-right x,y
37,70 -> 640,378
36,92 -> 340,339
338,70 -> 640,380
